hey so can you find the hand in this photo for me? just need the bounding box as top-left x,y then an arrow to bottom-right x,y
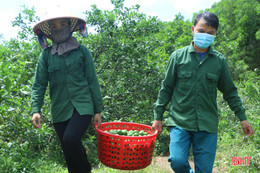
152,120 -> 163,133
32,113 -> 42,129
94,113 -> 102,128
241,120 -> 254,137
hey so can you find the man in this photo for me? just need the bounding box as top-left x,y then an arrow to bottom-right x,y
152,12 -> 254,173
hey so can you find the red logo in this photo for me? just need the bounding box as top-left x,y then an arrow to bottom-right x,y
231,157 -> 252,166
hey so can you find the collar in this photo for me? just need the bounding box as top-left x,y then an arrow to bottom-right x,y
188,42 -> 214,55
51,37 -> 80,56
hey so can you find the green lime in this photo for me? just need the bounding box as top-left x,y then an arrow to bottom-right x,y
110,130 -> 117,134
117,130 -> 123,135
122,129 -> 128,135
128,130 -> 133,136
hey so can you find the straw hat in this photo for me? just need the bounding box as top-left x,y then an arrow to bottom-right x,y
33,16 -> 87,39
33,6 -> 88,48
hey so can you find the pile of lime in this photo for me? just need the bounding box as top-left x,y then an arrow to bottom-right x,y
104,129 -> 150,136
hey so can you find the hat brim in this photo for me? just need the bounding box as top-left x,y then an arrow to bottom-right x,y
33,16 -> 86,39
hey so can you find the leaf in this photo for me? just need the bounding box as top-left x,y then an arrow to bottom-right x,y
4,77 -> 12,92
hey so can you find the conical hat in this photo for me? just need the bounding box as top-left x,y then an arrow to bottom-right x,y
33,5 -> 87,39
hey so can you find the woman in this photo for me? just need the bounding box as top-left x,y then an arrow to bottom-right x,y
31,15 -> 102,173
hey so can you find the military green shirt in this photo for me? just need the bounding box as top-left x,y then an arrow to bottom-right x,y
154,43 -> 247,133
31,45 -> 102,123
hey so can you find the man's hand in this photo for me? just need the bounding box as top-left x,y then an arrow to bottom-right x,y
32,113 -> 41,129
241,120 -> 254,137
94,113 -> 102,128
152,120 -> 163,133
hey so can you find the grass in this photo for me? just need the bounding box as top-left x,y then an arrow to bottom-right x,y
34,151 -> 258,173
1,82 -> 258,173
30,159 -> 170,173
1,144 -> 257,173
92,164 -> 170,173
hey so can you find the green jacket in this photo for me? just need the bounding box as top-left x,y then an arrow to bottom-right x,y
31,45 -> 102,123
154,43 -> 246,133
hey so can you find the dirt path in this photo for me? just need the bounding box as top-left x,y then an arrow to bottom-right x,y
152,156 -> 172,172
152,156 -> 221,173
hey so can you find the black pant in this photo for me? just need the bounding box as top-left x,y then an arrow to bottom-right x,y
54,109 -> 92,173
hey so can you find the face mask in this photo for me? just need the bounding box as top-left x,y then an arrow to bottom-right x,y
51,26 -> 72,43
194,32 -> 215,49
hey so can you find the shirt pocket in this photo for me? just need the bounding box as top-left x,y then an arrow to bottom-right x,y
72,57 -> 84,70
48,65 -> 63,86
177,71 -> 192,90
206,72 -> 218,94
72,57 -> 85,81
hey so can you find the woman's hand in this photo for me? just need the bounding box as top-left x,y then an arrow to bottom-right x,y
32,113 -> 42,129
94,113 -> 102,128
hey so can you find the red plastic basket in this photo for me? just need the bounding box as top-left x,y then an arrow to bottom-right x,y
95,122 -> 159,170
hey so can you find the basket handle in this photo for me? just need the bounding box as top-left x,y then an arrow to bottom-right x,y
95,123 -> 99,129
154,129 -> 159,136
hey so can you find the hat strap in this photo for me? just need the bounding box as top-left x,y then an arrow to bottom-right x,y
79,21 -> 88,38
37,30 -> 49,49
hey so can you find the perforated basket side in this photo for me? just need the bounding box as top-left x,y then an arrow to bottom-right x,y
95,122 -> 158,170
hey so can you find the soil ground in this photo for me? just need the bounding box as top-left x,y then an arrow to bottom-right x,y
152,156 -> 221,173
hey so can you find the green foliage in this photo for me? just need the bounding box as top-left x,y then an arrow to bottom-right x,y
0,0 -> 259,172
84,3 -> 163,124
212,0 -> 260,71
216,75 -> 260,171
12,5 -> 40,41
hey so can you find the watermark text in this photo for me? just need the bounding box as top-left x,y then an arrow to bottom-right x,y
231,157 -> 252,166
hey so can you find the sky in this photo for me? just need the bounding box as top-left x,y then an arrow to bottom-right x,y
0,0 -> 221,41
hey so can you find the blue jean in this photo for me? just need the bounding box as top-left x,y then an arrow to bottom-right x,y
168,126 -> 217,173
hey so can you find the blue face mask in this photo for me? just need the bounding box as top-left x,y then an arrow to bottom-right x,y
194,32 -> 215,49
